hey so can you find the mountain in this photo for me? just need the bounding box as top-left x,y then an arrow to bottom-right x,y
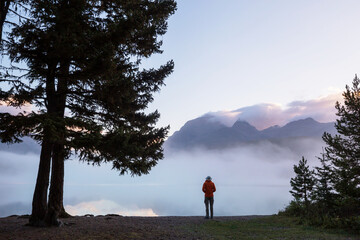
165,115 -> 227,149
261,118 -> 336,139
165,117 -> 336,150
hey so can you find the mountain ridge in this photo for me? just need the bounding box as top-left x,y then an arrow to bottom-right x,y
165,117 -> 336,150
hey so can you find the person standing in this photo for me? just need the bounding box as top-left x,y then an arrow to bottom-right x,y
202,176 -> 216,219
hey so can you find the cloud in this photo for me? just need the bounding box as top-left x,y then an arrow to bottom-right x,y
65,199 -> 158,216
0,150 -> 38,176
0,101 -> 33,115
205,93 -> 342,130
285,93 -> 341,123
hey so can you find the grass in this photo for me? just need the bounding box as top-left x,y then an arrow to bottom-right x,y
187,215 -> 359,240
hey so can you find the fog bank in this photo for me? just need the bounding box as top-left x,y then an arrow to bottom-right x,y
0,137 -> 326,217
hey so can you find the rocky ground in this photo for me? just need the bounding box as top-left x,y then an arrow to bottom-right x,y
0,215 -> 263,240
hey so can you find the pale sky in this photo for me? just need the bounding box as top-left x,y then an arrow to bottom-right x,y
143,0 -> 360,135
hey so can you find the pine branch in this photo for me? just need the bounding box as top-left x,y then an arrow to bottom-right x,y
8,8 -> 31,21
4,20 -> 18,26
15,2 -> 31,12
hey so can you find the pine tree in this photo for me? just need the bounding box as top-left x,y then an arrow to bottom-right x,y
322,75 -> 360,217
0,0 -> 176,226
312,149 -> 336,213
290,157 -> 316,213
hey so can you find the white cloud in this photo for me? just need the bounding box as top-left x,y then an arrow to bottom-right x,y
65,199 -> 158,217
205,93 -> 342,129
285,93 -> 341,123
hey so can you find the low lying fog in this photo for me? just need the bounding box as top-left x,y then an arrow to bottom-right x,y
0,138 -> 326,217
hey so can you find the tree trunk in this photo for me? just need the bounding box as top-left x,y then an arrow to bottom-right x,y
28,59 -> 57,226
46,144 -> 72,221
0,0 -> 11,42
28,138 -> 52,227
45,142 -> 65,226
59,204 -> 72,218
45,60 -> 69,226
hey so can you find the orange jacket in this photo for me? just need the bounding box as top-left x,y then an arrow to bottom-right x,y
202,180 -> 216,197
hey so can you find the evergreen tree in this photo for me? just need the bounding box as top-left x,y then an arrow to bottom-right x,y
290,157 -> 315,213
312,150 -> 336,213
322,75 -> 360,217
0,0 -> 176,226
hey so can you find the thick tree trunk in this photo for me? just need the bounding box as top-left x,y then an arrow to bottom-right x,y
28,59 -> 58,226
28,138 -> 52,226
59,204 -> 72,218
45,142 -> 65,226
45,143 -> 71,224
45,60 -> 69,226
0,0 -> 11,42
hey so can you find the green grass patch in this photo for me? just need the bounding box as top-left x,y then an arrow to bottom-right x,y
187,216 -> 359,240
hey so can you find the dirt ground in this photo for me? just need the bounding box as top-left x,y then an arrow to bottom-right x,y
0,215 -> 263,240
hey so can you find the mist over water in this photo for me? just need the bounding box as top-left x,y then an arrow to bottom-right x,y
0,93 -> 340,217
0,138 -> 326,217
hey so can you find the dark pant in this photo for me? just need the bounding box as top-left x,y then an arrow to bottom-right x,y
204,197 -> 214,218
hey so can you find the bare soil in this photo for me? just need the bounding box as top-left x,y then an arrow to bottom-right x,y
0,215 -> 264,240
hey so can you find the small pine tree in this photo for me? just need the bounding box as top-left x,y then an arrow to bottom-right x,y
290,156 -> 316,213
312,149 -> 336,214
